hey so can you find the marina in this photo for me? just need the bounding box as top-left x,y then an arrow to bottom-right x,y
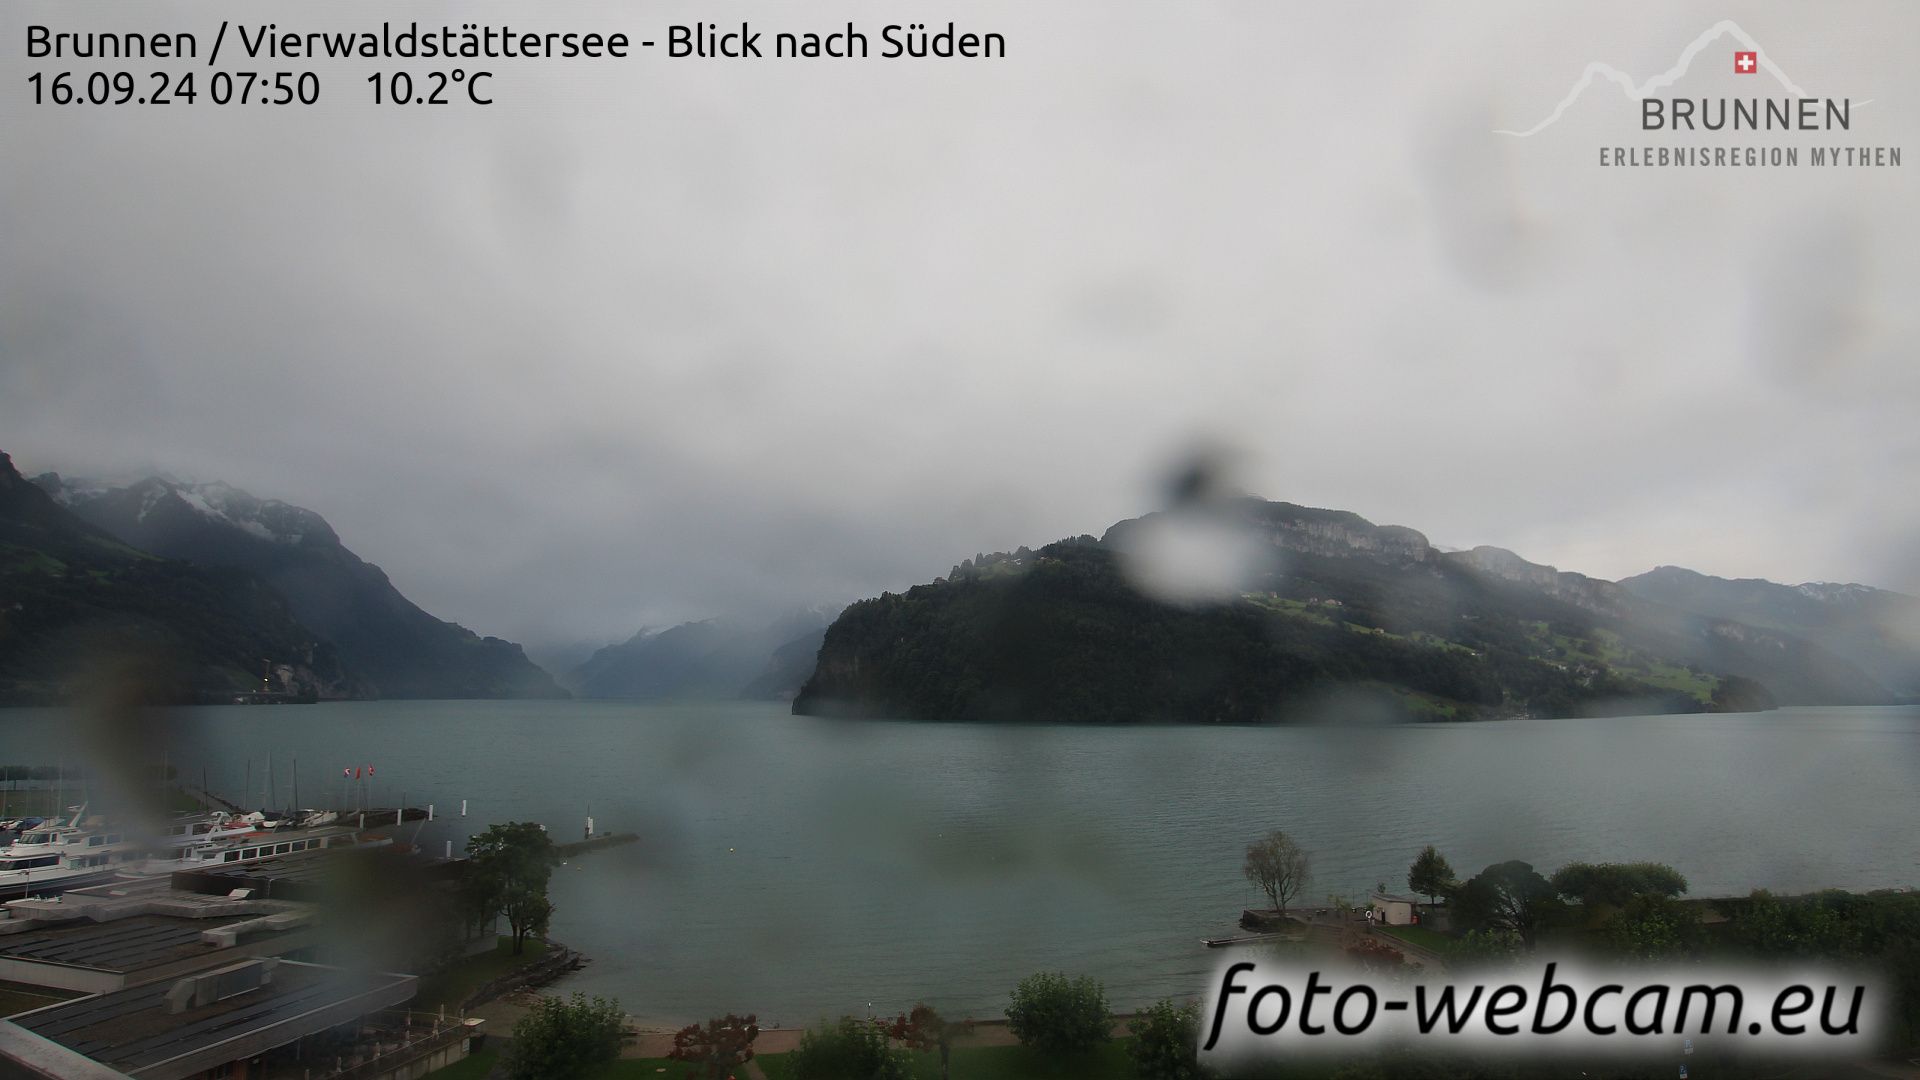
0,794 -> 440,902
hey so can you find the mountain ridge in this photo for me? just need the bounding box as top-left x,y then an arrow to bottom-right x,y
568,609 -> 832,701
31,469 -> 566,701
0,451 -> 353,703
793,497 -> 1909,724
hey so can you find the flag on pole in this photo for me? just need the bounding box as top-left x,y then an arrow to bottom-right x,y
367,765 -> 375,777
355,767 -> 362,779
343,767 -> 351,779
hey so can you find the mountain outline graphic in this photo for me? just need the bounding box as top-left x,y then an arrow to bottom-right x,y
1495,20 -> 1866,137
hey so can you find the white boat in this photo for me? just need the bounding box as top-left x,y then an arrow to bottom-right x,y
2,806 -> 139,861
115,825 -> 388,878
0,817 -> 146,899
158,811 -> 256,848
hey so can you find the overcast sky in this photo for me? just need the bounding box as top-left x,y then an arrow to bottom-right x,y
3,0 -> 1916,651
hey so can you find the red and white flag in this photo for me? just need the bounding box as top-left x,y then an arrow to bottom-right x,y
1734,50 -> 1757,74
343,767 -> 351,779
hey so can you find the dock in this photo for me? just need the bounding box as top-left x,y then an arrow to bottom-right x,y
1202,932 -> 1306,949
332,807 -> 434,828
556,832 -> 639,857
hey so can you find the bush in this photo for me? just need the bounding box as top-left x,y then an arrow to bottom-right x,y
787,1016 -> 913,1080
1127,998 -> 1209,1080
668,1013 -> 759,1080
1006,971 -> 1113,1056
505,993 -> 624,1080
1602,894 -> 1705,960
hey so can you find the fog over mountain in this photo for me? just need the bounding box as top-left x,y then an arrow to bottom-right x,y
3,1 -> 1916,655
31,471 -> 565,700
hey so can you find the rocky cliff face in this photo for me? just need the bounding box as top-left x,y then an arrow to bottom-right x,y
33,471 -> 565,700
1443,546 -> 1630,617
1,451 -> 353,703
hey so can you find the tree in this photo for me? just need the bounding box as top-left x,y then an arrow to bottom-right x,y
1550,862 -> 1688,909
884,1003 -> 958,1080
1127,998 -> 1210,1080
669,1013 -> 759,1080
1450,861 -> 1563,948
788,1016 -> 912,1080
464,821 -> 562,954
1406,846 -> 1456,909
1602,894 -> 1705,961
1243,830 -> 1311,914
1006,972 -> 1113,1056
1454,928 -> 1525,961
505,993 -> 625,1080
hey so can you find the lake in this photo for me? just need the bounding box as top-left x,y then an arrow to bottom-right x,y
0,700 -> 1914,1025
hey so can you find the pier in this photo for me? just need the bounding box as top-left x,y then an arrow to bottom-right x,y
555,832 -> 638,857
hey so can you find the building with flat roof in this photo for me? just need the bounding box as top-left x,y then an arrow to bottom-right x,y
2,959 -> 421,1079
1369,892 -> 1421,926
0,911 -> 318,995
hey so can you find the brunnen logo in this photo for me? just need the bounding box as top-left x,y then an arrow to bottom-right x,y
1495,20 -> 1902,169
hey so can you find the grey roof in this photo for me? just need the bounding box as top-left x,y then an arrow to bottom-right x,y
13,962 -> 414,1073
0,916 -> 243,973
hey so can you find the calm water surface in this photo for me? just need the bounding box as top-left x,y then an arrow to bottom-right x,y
1,701 -> 1914,1024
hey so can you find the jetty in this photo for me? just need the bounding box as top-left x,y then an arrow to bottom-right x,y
1202,931 -> 1305,949
556,832 -> 639,857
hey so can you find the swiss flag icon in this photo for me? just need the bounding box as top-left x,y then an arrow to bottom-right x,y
1734,51 -> 1758,74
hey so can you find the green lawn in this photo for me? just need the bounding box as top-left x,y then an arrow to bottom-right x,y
1376,923 -> 1463,957
413,936 -> 550,1012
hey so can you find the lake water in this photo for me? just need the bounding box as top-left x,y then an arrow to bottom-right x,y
0,701 -> 1914,1025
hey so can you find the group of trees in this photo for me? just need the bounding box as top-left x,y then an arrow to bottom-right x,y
1247,836 -> 1704,962
1239,835 -> 1712,960
1399,846 -> 1693,950
458,821 -> 562,954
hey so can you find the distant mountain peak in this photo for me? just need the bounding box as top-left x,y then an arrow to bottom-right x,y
1104,497 -> 1436,568
1441,545 -> 1630,617
1794,581 -> 1876,601
570,610 -> 832,701
36,472 -> 338,547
